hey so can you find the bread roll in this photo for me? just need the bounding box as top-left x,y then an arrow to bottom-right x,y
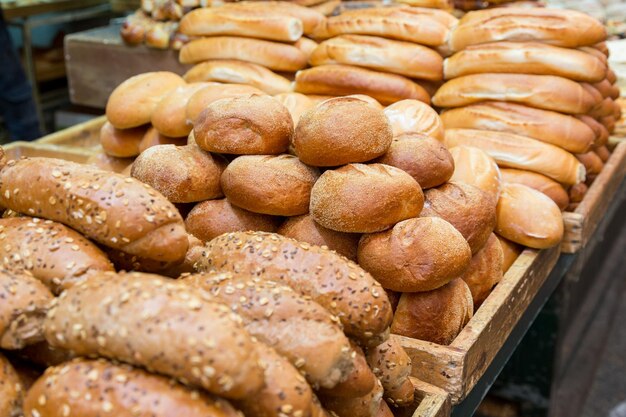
273,92 -> 315,125
569,182 -> 587,204
105,72 -> 185,129
0,353 -> 22,416
194,95 -> 293,155
318,341 -> 376,398
449,146 -> 502,200
179,37 -> 308,71
444,42 -> 606,82
139,127 -> 187,153
433,74 -> 596,115
375,134 -> 454,189
150,83 -> 209,138
186,83 -> 265,124
358,217 -> 471,292
183,60 -> 291,95
496,234 -> 522,273
220,1 -> 325,34
320,378 -> 384,417
294,65 -> 430,106
365,337 -> 414,406
383,99 -> 444,140
444,128 -> 586,186
278,214 -> 360,261
496,183 -> 564,248
395,0 -> 453,9
600,115 -> 615,133
44,272 -> 264,398
580,82 -> 603,107
99,121 -> 146,158
391,278 -> 473,345
448,8 -> 607,52
311,0 -> 340,16
460,233 -> 503,308
86,152 -> 133,174
576,151 -> 604,176
310,35 -> 443,81
221,155 -> 319,216
500,168 -> 569,210
595,145 -> 610,162
293,97 -> 392,166
440,102 -> 595,154
592,79 -> 613,98
576,114 -> 608,148
0,158 -> 188,262
343,94 -> 382,109
310,163 -> 424,233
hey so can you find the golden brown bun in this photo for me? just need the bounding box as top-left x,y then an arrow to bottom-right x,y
444,42 -> 607,82
221,155 -> 320,216
273,92 -> 315,125
293,97 -> 393,166
320,378 -> 384,417
86,152 -> 133,174
311,0 -> 340,16
185,198 -> 279,242
391,278 -> 473,345
496,183 -> 564,248
421,182 -> 497,254
495,234 -> 522,273
310,35 -> 443,81
194,95 -> 293,155
433,73 -> 596,115
358,217 -> 471,292
576,114 -> 609,148
365,337 -> 414,406
449,146 -> 502,201
444,128 -> 586,186
151,83 -> 210,138
569,182 -> 588,203
500,168 -> 569,211
460,233 -> 504,308
131,145 -> 225,203
440,102 -> 595,154
278,214 -> 360,261
220,1 -> 325,34
317,341 -> 376,398
0,353 -> 22,416
310,163 -> 424,233
186,83 -> 265,125
592,79 -> 614,98
183,60 -> 291,95
375,134 -> 454,189
595,145 -> 610,162
105,72 -> 185,129
576,151 -> 604,176
99,121 -> 146,158
449,8 -> 607,52
383,99 -> 444,140
138,127 -> 187,153
294,65 -> 430,106
179,37 -> 308,71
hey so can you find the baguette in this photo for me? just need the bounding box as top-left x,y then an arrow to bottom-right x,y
500,169 -> 569,211
575,151 -> 604,176
449,146 -> 502,201
366,337 -> 414,406
151,82 -> 211,138
220,1 -> 326,34
186,83 -> 265,124
318,341 -> 376,398
0,158 -> 188,262
0,353 -> 22,417
44,272 -> 264,398
577,114 -> 609,148
295,37 -> 319,56
383,99 -> 444,140
99,121 -> 146,158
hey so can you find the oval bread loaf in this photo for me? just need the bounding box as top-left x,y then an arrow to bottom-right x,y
500,168 -> 569,210
220,1 -> 325,34
383,99 -> 444,140
496,234 -> 522,273
151,83 -> 211,137
185,83 -> 265,125
459,233 -> 504,308
449,146 -> 502,201
318,341 -> 376,398
99,121 -> 146,158
365,337 -> 414,406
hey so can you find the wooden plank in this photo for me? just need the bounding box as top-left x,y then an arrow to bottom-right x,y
4,141 -> 94,163
36,115 -> 105,151
394,378 -> 451,417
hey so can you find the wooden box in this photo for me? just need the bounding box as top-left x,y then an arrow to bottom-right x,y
36,116 -> 105,151
4,141 -> 95,163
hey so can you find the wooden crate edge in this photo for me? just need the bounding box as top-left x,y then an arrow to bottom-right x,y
3,141 -> 95,163
410,378 -> 452,417
36,115 -> 106,148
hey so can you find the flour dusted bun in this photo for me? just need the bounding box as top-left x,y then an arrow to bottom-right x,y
384,99 -> 444,140
500,168 -> 569,210
460,233 -> 504,307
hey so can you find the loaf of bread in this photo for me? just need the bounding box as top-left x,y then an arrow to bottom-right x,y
440,102 -> 595,154
592,79 -> 614,98
0,353 -> 22,416
358,217 -> 471,292
310,164 -> 424,233
576,151 -> 604,176
293,97 -> 393,166
444,128 -> 586,186
460,233 -> 504,307
365,337 -> 414,406
139,127 -> 187,153
186,83 -> 265,124
320,378 -> 384,417
195,231 -> 393,345
105,72 -> 185,129
577,115 -> 609,148
449,146 -> 502,201
294,65 -> 430,106
318,341 -> 376,398
99,121 -> 146,158
86,152 -> 133,174
569,182 -> 588,204
496,183 -> 564,248
273,92 -> 315,125
495,234 -> 522,273
220,1 -> 325,34
500,168 -> 569,210
595,145 -> 610,162
151,83 -> 210,138
310,35 -> 444,80
347,94 -> 383,109
44,272 -> 265,398
311,0 -> 340,16
383,99 -> 444,140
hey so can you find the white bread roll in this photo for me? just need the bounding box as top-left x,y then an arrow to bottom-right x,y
383,99 -> 443,140
449,146 -> 502,200
151,82 -> 210,138
500,168 -> 569,210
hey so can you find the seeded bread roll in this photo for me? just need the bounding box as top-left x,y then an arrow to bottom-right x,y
320,378 -> 384,417
375,134 -> 454,189
318,341 -> 376,398
500,169 -> 569,211
221,155 -> 319,216
99,121 -> 146,158
0,158 -> 188,263
186,83 -> 265,125
86,153 -> 133,174
383,99 -> 444,140
44,272 -> 264,398
391,278 -> 473,345
105,72 -> 185,129
273,93 -> 315,125
194,95 -> 293,155
23,358 -> 242,417
358,217 -> 471,292
219,1 -> 325,34
495,234 -> 522,273
139,127 -> 187,153
460,233 -> 503,308
151,83 -> 210,138
195,231 -> 393,344
365,337 -> 414,406
449,146 -> 502,201
310,164 -> 424,233
293,97 -> 393,166
0,353 -> 22,416
278,214 -> 360,261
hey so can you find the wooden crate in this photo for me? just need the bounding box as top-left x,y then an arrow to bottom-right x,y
395,378 -> 451,417
36,116 -> 105,151
561,140 -> 626,253
4,141 -> 94,164
398,245 -> 561,404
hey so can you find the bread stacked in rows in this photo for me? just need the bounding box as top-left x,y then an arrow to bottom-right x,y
433,7 -> 620,215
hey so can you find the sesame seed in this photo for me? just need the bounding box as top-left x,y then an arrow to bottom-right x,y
87,369 -> 98,381
38,395 -> 46,406
281,405 -> 294,413
102,401 -> 113,412
61,404 -> 70,417
51,170 -> 61,178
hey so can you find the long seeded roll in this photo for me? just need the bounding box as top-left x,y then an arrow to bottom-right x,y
0,353 -> 22,416
195,231 -> 393,345
318,341 -> 376,398
44,272 -> 264,399
366,337 -> 414,406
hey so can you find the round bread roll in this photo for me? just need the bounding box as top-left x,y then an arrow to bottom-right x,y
105,72 -> 185,129
460,233 -> 504,308
496,183 -> 564,249
374,134 -> 454,189
449,146 -> 502,201
495,234 -> 522,273
139,127 -> 187,153
194,95 -> 293,155
186,83 -> 265,125
358,217 -> 471,292
594,145 -> 610,162
86,152 -> 133,174
391,278 -> 473,345
99,121 -> 146,158
383,99 -> 444,140
185,198 -> 279,242
310,163 -> 424,233
577,115 -> 609,148
151,82 -> 210,138
131,145 -> 226,203
575,151 -> 604,176
421,182 -> 497,254
500,168 -> 569,211
278,214 -> 360,261
345,94 -> 383,109
293,97 -> 393,166
273,92 -> 315,125
569,182 -> 588,203
221,155 -> 320,216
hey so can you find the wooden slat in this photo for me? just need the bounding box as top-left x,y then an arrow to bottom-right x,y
393,378 -> 451,417
4,141 -> 94,163
36,115 -> 105,151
